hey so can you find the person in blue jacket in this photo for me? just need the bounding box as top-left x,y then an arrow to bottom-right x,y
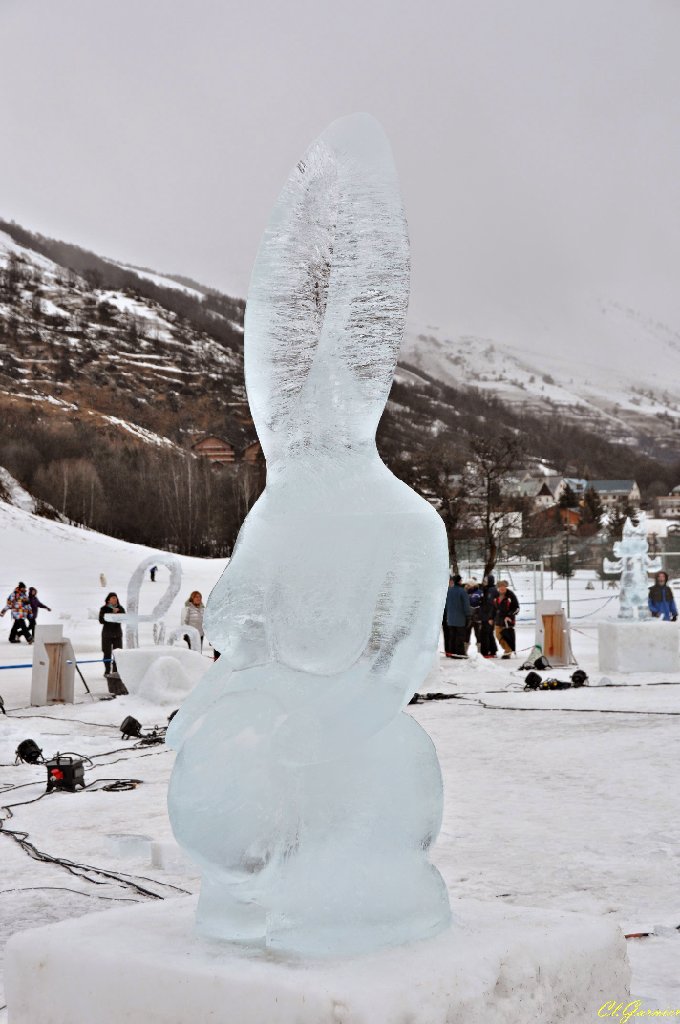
648,571 -> 678,621
445,574 -> 471,658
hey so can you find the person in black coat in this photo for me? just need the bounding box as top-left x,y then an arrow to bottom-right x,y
445,575 -> 471,658
442,578 -> 455,657
494,580 -> 520,659
99,592 -> 125,676
465,581 -> 483,653
479,574 -> 499,658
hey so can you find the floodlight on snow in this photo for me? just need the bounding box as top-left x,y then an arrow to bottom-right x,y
15,739 -> 44,765
120,716 -> 142,740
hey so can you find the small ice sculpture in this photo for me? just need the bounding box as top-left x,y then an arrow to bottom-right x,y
106,554 -> 182,648
166,114 -> 451,956
603,512 -> 662,620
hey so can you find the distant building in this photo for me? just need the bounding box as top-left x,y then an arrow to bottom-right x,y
191,435 -> 236,465
468,510 -> 523,539
589,480 -> 640,507
534,481 -> 558,510
656,488 -> 680,520
530,506 -> 581,532
502,474 -> 585,509
242,439 -> 264,464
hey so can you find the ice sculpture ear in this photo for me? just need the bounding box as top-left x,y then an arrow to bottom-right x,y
244,113 -> 410,462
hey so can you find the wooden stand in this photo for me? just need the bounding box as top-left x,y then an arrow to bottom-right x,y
31,625 -> 76,704
535,601 -> 575,667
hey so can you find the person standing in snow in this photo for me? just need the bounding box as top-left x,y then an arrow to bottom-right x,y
445,575 -> 471,658
479,574 -> 499,658
494,580 -> 520,659
150,565 -> 158,582
465,580 -> 483,653
182,590 -> 205,650
442,577 -> 455,657
99,592 -> 125,676
648,571 -> 678,621
27,586 -> 51,639
1,582 -> 33,644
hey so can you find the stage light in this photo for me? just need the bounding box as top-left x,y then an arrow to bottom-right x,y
120,716 -> 142,740
15,739 -> 44,765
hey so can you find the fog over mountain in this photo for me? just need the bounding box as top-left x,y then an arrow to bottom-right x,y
1,0 -> 679,369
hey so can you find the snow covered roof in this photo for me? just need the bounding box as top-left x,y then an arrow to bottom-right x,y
590,480 -> 637,493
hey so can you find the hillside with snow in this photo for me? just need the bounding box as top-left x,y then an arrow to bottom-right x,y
1,219 -> 679,559
0,224 -> 249,450
403,300 -> 680,458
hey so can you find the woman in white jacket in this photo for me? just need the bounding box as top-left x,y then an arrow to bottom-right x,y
182,591 -> 205,650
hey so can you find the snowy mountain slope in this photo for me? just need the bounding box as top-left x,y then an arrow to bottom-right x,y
0,466 -> 64,521
0,497 -> 226,638
0,225 -> 251,450
0,467 -> 36,512
1,216 -> 677,544
403,299 -> 680,458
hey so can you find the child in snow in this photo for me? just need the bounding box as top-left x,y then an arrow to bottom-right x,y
27,586 -> 51,639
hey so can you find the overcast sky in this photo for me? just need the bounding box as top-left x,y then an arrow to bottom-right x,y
1,0 -> 679,346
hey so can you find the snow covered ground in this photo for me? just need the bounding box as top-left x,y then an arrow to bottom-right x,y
0,502 -> 678,1017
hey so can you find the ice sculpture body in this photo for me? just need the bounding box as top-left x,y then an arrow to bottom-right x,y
167,114 -> 451,956
603,513 -> 661,620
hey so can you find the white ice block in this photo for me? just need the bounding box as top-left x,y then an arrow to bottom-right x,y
598,620 -> 679,673
115,645 -> 208,704
5,896 -> 630,1024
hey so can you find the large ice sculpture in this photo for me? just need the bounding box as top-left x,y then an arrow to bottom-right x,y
166,114 -> 451,956
603,512 -> 662,620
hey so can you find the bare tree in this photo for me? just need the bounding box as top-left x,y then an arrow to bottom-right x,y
464,437 -> 524,577
418,439 -> 467,572
32,458 -> 104,525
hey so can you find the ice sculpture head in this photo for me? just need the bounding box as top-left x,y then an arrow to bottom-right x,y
245,114 -> 409,469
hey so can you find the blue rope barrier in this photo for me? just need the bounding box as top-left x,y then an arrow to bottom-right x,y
0,657 -> 109,671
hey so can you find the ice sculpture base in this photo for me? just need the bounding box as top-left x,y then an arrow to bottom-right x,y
598,620 -> 679,673
6,895 -> 629,1024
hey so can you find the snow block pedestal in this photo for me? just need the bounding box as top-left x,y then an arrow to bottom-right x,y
5,895 -> 629,1024
598,620 -> 679,673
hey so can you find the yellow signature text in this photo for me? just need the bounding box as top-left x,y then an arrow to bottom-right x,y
599,1002 -> 680,1022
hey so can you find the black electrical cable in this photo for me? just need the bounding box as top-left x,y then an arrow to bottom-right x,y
6,710 -> 121,730
0,777 -> 190,900
82,777 -> 143,792
0,885 -> 139,903
444,694 -> 680,716
0,819 -> 183,900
